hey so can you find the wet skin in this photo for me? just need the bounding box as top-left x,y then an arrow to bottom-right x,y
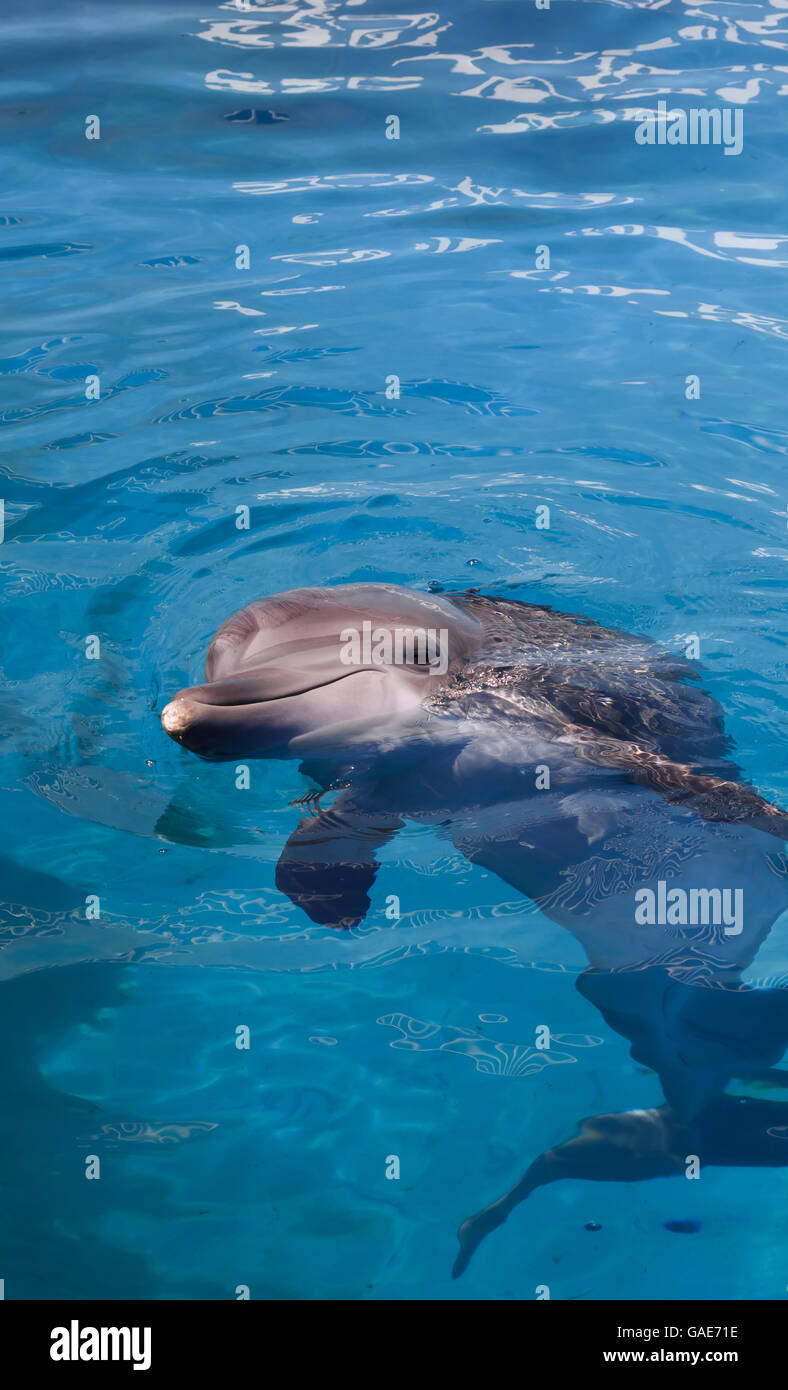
162,583 -> 788,1276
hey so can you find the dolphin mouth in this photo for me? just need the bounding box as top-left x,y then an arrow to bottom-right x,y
160,666 -> 392,754
160,684 -> 296,759
163,668 -> 366,717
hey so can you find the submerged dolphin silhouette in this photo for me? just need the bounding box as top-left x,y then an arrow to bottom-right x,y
162,583 -> 788,1280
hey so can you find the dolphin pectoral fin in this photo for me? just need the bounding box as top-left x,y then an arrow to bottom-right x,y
275,800 -> 403,929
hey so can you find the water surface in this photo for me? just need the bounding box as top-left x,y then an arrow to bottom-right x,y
3,0 -> 788,1299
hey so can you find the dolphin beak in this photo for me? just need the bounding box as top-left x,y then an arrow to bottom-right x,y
161,675 -> 293,745
160,667 -> 375,747
161,698 -> 196,737
160,673 -> 321,759
160,662 -> 423,760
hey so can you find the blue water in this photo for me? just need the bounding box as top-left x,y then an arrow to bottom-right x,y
3,0 -> 788,1301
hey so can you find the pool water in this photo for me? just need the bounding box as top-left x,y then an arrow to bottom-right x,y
3,0 -> 788,1300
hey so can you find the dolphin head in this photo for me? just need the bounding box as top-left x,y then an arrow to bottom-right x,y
161,583 -> 483,761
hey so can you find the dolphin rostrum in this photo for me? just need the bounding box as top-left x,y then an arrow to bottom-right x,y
161,583 -> 788,1280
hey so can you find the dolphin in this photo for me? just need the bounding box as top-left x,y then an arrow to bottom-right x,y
160,583 -> 482,762
161,583 -> 788,1280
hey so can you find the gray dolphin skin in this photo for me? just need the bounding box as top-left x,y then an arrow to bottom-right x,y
161,583 -> 788,1278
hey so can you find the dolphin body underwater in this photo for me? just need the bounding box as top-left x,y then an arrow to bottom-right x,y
161,583 -> 788,1280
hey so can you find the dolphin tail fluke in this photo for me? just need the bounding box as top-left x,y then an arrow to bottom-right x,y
452,1156 -> 553,1279
752,1066 -> 788,1089
275,795 -> 403,929
453,1108 -> 688,1278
